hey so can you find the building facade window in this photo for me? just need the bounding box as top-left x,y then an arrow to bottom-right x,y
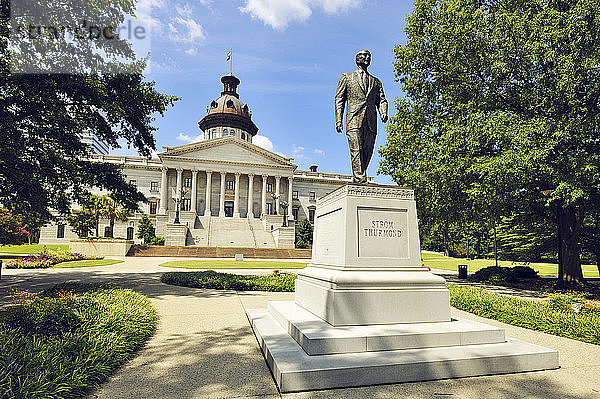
309,191 -> 316,201
292,190 -> 298,199
57,224 -> 65,238
182,198 -> 191,211
127,226 -> 134,240
151,181 -> 158,192
184,177 -> 192,187
292,207 -> 298,221
266,202 -> 273,215
150,202 -> 157,215
267,183 -> 273,193
241,132 -> 246,140
309,209 -> 315,223
226,180 -> 234,190
130,180 -> 137,188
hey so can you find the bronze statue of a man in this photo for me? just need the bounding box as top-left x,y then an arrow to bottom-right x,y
335,50 -> 388,183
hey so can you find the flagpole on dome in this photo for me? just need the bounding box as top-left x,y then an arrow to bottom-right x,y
226,49 -> 232,74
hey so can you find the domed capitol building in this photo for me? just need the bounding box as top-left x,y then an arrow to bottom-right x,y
40,73 -> 374,248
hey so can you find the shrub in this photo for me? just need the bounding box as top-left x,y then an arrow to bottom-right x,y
148,236 -> 165,246
5,249 -> 103,269
471,265 -> 538,283
161,270 -> 296,292
447,283 -> 600,345
0,283 -> 158,398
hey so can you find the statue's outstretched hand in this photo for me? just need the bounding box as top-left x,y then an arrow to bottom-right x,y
381,115 -> 388,123
336,124 -> 343,134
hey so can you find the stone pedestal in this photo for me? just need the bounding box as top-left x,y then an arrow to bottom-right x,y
295,184 -> 449,325
247,184 -> 558,393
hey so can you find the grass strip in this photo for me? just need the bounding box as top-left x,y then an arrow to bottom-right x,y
447,283 -> 600,345
160,259 -> 307,269
0,282 -> 158,398
161,270 -> 296,292
54,259 -> 124,268
424,258 -> 599,277
0,244 -> 69,254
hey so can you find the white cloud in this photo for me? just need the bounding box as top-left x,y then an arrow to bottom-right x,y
292,144 -> 305,159
253,135 -> 274,151
185,48 -> 198,55
171,17 -> 206,42
240,0 -> 362,30
177,132 -> 204,143
314,148 -> 325,156
175,3 -> 193,18
135,0 -> 165,30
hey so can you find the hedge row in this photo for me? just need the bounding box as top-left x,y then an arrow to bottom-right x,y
0,283 -> 158,398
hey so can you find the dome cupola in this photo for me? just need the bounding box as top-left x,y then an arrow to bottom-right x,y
198,73 -> 259,142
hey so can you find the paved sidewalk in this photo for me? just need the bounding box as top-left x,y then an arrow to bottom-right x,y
1,259 -> 599,398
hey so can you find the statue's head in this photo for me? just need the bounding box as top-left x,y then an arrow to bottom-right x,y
355,50 -> 371,68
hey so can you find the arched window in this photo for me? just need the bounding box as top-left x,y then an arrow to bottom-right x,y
241,132 -> 246,140
226,99 -> 234,108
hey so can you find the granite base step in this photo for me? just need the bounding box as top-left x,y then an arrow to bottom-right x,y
247,307 -> 559,393
267,301 -> 506,355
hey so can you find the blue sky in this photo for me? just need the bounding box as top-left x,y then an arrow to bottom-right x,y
113,0 -> 416,184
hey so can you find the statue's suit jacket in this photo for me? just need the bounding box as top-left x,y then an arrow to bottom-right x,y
335,69 -> 388,134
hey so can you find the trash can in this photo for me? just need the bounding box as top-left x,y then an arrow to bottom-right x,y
458,264 -> 468,279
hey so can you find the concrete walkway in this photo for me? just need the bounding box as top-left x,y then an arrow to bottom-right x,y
1,258 -> 599,398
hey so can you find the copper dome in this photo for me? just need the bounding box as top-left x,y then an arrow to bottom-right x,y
198,73 -> 258,136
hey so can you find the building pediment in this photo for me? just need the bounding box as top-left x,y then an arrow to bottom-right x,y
159,136 -> 294,168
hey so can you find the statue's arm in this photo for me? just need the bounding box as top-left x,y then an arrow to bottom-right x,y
377,79 -> 389,123
334,74 -> 347,133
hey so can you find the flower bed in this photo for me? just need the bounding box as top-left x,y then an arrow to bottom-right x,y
1,283 -> 157,398
4,248 -> 103,269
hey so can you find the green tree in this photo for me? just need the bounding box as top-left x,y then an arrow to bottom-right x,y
0,209 -> 28,245
0,0 -> 178,224
99,195 -> 133,238
65,209 -> 96,238
295,218 -> 313,249
380,0 -> 600,286
137,214 -> 155,244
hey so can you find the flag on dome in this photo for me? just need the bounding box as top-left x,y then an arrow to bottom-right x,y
226,51 -> 231,61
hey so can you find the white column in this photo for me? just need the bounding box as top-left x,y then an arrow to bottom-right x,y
176,168 -> 183,195
205,170 -> 212,216
288,175 -> 294,222
159,167 -> 168,214
247,174 -> 255,218
219,171 -> 226,217
261,174 -> 268,217
191,169 -> 198,213
233,172 -> 241,218
275,175 -> 281,215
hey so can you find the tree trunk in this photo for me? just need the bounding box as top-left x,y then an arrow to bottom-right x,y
443,227 -> 449,257
109,217 -> 115,238
95,216 -> 99,237
557,204 -> 584,286
494,222 -> 498,267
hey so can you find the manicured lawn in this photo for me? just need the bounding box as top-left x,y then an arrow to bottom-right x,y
0,282 -> 157,398
160,259 -> 308,269
424,258 -> 600,278
0,244 -> 68,254
420,252 -> 452,260
54,259 -> 124,268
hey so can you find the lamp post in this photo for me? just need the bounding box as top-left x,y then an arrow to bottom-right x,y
280,200 -> 288,227
172,187 -> 189,224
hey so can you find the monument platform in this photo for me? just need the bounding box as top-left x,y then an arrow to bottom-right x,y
247,184 -> 559,392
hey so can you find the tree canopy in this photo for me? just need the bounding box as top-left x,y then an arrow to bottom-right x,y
0,0 -> 178,223
380,0 -> 600,285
